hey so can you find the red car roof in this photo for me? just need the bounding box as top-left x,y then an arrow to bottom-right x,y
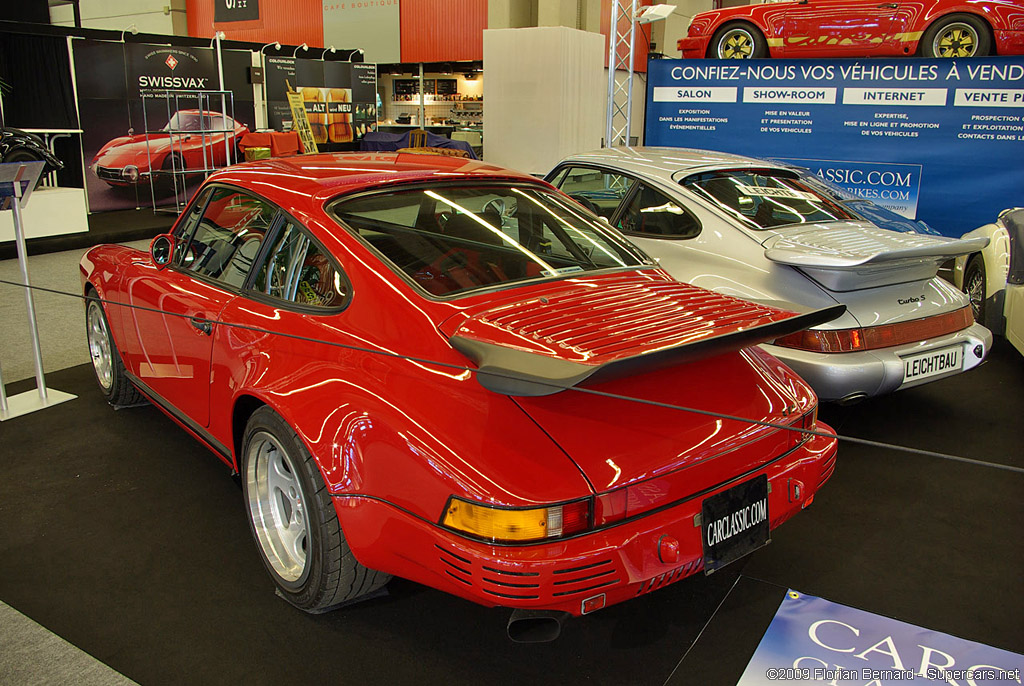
207,152 -> 543,204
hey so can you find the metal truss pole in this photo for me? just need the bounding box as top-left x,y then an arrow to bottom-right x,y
605,0 -> 638,148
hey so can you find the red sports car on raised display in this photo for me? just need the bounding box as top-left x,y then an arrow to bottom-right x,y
80,153 -> 839,640
680,0 -> 1024,59
91,110 -> 248,187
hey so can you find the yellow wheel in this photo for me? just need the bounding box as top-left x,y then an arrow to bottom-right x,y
711,23 -> 768,59
922,14 -> 991,58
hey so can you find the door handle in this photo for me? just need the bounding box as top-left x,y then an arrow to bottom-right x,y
190,316 -> 213,335
877,3 -> 897,7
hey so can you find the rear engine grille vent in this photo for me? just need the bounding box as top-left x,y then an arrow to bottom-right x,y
636,558 -> 703,596
434,544 -> 619,601
819,452 -> 837,488
550,559 -> 618,598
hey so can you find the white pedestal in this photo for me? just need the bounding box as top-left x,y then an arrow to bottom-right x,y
0,388 -> 77,422
0,187 -> 89,242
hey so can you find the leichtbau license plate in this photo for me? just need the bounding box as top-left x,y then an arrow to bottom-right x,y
902,345 -> 962,384
701,475 -> 770,574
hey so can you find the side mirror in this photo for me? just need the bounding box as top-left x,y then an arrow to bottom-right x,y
150,233 -> 175,269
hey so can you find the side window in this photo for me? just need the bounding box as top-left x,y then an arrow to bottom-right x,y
173,187 -> 212,265
552,166 -> 634,220
180,187 -> 276,288
618,184 -> 701,239
253,221 -> 348,309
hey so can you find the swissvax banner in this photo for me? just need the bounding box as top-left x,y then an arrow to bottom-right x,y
72,40 -> 255,212
645,57 -> 1024,237
737,590 -> 1023,685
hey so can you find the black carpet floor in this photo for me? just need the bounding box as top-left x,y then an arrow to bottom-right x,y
1,340 -> 1021,685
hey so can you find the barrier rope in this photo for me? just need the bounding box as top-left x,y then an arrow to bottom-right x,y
3,277 -> 1021,476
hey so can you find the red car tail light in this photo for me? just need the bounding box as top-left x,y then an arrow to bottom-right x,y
787,404 -> 817,450
442,497 -> 591,543
803,404 -> 817,434
773,306 -> 973,353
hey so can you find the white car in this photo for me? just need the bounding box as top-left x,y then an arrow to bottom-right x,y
954,208 -> 1024,356
546,147 -> 993,403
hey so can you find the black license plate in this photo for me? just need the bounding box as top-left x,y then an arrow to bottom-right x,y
701,474 -> 770,574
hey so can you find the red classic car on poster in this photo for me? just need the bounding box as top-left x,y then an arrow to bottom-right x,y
680,0 -> 1024,59
91,110 -> 248,187
80,153 -> 839,641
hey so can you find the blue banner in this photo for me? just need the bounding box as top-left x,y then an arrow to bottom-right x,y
738,590 -> 1023,685
644,58 -> 1024,237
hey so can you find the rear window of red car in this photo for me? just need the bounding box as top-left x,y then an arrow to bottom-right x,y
329,184 -> 650,297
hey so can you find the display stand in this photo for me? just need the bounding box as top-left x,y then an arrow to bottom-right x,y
0,161 -> 77,422
143,90 -> 238,214
17,128 -> 84,187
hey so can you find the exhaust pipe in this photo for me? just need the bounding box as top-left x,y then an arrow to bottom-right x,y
507,609 -> 571,643
836,392 -> 868,406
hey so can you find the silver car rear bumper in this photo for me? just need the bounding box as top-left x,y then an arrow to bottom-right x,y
761,323 -> 992,403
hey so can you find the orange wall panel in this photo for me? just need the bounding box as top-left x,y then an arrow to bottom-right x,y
187,0 -> 324,47
399,0 -> 486,62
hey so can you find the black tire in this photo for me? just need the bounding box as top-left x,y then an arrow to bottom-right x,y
709,22 -> 768,59
4,148 -> 48,189
3,147 -> 43,164
85,291 -> 144,406
162,152 -> 184,172
241,406 -> 390,612
920,14 -> 991,58
964,255 -> 987,325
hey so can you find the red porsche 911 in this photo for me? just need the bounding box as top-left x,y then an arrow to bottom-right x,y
80,153 -> 839,641
680,0 -> 1024,60
91,110 -> 248,187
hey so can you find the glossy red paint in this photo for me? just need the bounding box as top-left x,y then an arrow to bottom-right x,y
679,0 -> 1024,58
91,110 -> 248,187
80,153 -> 838,617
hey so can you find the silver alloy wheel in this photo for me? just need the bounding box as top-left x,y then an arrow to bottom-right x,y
932,22 -> 979,57
718,27 -> 755,59
246,431 -> 311,584
87,300 -> 113,391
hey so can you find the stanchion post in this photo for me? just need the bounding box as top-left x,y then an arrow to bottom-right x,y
0,357 -> 8,415
10,179 -> 49,402
0,161 -> 76,422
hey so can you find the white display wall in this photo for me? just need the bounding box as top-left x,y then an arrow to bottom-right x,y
483,26 -> 604,175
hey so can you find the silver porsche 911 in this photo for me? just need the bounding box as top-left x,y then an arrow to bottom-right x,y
546,147 -> 992,403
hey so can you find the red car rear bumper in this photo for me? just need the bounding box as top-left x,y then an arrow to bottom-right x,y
679,36 -> 710,59
995,30 -> 1024,55
334,427 -> 837,616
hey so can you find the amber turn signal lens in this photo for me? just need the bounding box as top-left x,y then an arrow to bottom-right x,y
443,498 -> 590,543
